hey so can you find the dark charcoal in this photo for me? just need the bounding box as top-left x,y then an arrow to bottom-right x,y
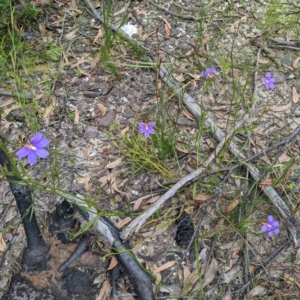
61,267 -> 97,296
48,200 -> 77,243
1,273 -> 52,300
175,211 -> 194,248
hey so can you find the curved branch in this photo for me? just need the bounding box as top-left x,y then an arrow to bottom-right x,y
0,137 -> 50,272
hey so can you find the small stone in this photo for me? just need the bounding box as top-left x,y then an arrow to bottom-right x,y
131,103 -> 140,112
123,107 -> 135,118
73,45 -> 85,53
272,71 -> 285,84
84,126 -> 99,138
97,110 -> 116,128
280,54 -> 294,67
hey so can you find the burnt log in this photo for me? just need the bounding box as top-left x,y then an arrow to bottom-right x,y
0,139 -> 50,272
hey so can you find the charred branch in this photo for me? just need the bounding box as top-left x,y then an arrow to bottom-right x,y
0,138 -> 50,272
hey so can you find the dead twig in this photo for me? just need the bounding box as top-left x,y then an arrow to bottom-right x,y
269,37 -> 298,46
269,45 -> 300,51
0,91 -> 32,99
62,193 -> 155,300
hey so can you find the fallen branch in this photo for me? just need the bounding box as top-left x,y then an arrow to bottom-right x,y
0,137 -> 50,272
62,193 -> 155,300
0,90 -> 33,99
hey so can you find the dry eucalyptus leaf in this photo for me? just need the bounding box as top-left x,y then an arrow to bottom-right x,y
3,104 -> 21,118
278,153 -> 291,163
224,259 -> 232,272
142,30 -> 156,41
194,194 -> 212,202
96,278 -> 111,300
0,233 -> 6,252
121,126 -> 129,136
181,265 -> 206,295
176,147 -> 189,153
209,105 -> 228,110
65,29 -> 78,40
5,207 -> 18,223
43,104 -> 55,126
97,104 -> 107,117
257,58 -> 271,64
117,217 -> 132,229
173,73 -> 185,82
105,157 -> 122,169
71,54 -> 92,69
282,62 -> 293,70
111,181 -> 129,198
114,1 -> 131,16
293,56 -> 300,69
269,102 -> 292,112
133,195 -> 153,211
182,109 -> 195,120
223,291 -> 232,300
295,248 -> 300,264
0,98 -> 15,108
152,261 -> 176,276
78,67 -> 93,79
182,265 -> 191,283
137,26 -> 143,39
74,107 -> 79,124
143,195 -> 160,206
187,73 -> 200,80
98,172 -> 117,187
203,258 -> 218,287
162,17 -> 171,38
248,285 -> 267,297
77,176 -> 91,191
284,273 -> 300,288
293,87 -> 299,103
226,198 -> 240,213
136,10 -> 147,15
93,28 -> 103,44
107,257 -> 118,270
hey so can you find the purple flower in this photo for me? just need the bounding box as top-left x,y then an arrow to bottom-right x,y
261,215 -> 280,237
261,72 -> 276,90
200,68 -> 216,79
138,122 -> 155,138
16,132 -> 50,165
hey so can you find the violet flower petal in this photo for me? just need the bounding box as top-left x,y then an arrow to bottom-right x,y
30,132 -> 43,144
28,151 -> 37,165
16,147 -> 31,159
268,215 -> 274,223
35,138 -> 50,148
34,148 -> 50,159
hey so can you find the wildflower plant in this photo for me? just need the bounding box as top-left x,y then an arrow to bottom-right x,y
16,132 -> 50,165
138,122 -> 155,138
200,68 -> 216,79
261,72 -> 276,90
261,215 -> 280,237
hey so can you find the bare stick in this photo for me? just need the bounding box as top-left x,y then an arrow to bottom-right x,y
0,91 -> 32,99
61,193 -> 155,300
